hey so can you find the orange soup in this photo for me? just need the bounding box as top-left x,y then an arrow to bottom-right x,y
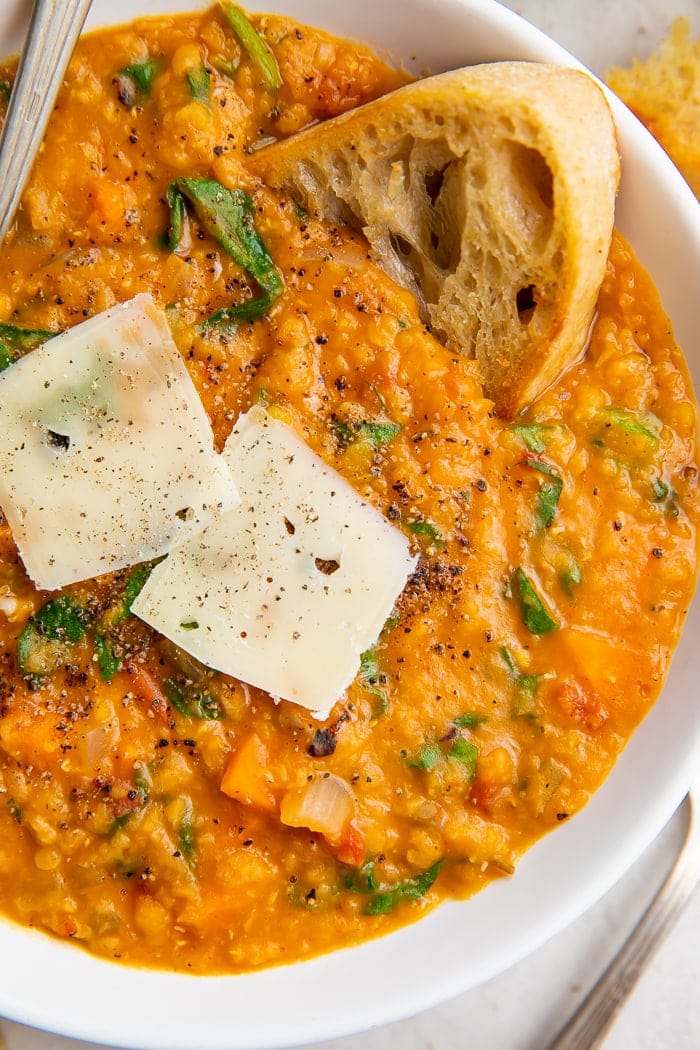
0,4 -> 697,974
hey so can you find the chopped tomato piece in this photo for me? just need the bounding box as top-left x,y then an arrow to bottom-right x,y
128,663 -> 170,723
328,820 -> 365,866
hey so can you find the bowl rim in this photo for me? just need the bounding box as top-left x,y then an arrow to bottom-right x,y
0,0 -> 699,1047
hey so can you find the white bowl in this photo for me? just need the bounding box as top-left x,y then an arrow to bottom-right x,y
1,2 -> 699,1048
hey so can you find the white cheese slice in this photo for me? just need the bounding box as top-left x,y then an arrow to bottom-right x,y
0,294 -> 238,590
132,406 -> 417,719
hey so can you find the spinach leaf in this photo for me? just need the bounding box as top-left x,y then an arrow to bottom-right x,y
220,2 -> 283,90
30,595 -> 89,644
95,633 -> 121,681
592,407 -> 662,462
357,421 -> 401,448
406,520 -> 445,549
501,645 -> 542,717
513,568 -> 559,635
94,559 -> 163,681
0,322 -> 55,371
519,458 -> 563,532
166,179 -> 282,331
344,861 -> 379,894
509,423 -> 553,453
18,596 -> 90,683
117,58 -> 160,105
187,64 -> 211,106
405,740 -> 442,771
453,711 -> 488,728
178,818 -> 196,861
164,677 -> 224,720
364,859 -> 444,916
359,647 -> 388,713
448,737 -> 478,781
559,550 -> 582,598
332,418 -> 401,452
650,478 -> 681,519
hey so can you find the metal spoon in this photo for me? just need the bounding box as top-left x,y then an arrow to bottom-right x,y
547,767 -> 700,1049
0,0 -> 92,244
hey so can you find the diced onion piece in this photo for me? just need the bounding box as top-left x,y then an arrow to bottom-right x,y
280,774 -> 355,842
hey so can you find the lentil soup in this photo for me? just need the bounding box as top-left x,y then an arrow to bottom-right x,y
0,4 -> 697,977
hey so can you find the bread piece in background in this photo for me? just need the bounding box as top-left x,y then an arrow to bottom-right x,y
253,62 -> 619,419
608,18 -> 700,197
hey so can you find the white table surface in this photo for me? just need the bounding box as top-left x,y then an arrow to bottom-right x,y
2,2 -> 699,1049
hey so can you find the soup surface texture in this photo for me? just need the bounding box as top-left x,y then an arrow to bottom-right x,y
0,5 -> 698,974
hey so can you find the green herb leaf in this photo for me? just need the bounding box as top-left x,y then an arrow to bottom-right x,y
343,861 -> 378,894
122,561 -> 160,618
187,64 -> 211,105
213,56 -> 240,78
356,421 -> 402,448
202,292 -> 277,332
448,737 -> 478,781
600,408 -> 662,442
117,58 -> 160,104
593,407 -> 662,461
535,479 -> 562,531
95,633 -> 121,681
406,740 -> 442,771
179,819 -> 196,861
650,478 -> 681,519
0,344 -> 13,371
0,79 -> 11,104
164,678 -> 224,720
500,646 -> 542,717
332,417 -> 401,452
133,763 -> 152,798
509,423 -> 553,453
559,551 -> 582,598
0,322 -> 56,371
513,568 -> 559,635
365,859 -> 444,916
7,798 -> 22,824
93,560 -> 163,680
220,2 -> 283,90
520,457 -> 563,532
453,711 -> 487,728
107,811 -> 134,837
33,596 -> 90,644
18,596 -> 91,684
166,179 -> 283,331
359,647 -> 388,713
166,184 -> 187,253
406,520 -> 445,549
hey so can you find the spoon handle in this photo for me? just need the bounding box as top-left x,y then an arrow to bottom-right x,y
547,783 -> 700,1050
0,0 -> 92,243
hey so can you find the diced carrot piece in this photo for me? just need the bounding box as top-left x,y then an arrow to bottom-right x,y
220,733 -> 278,815
87,179 -> 137,232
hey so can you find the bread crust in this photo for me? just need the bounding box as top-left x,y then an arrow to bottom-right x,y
251,61 -> 620,418
607,18 -> 700,198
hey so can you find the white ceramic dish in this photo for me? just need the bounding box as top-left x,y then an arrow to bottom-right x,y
0,1 -> 699,1048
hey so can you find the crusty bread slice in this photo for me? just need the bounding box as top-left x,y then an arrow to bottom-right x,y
607,18 -> 700,197
251,62 -> 620,418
